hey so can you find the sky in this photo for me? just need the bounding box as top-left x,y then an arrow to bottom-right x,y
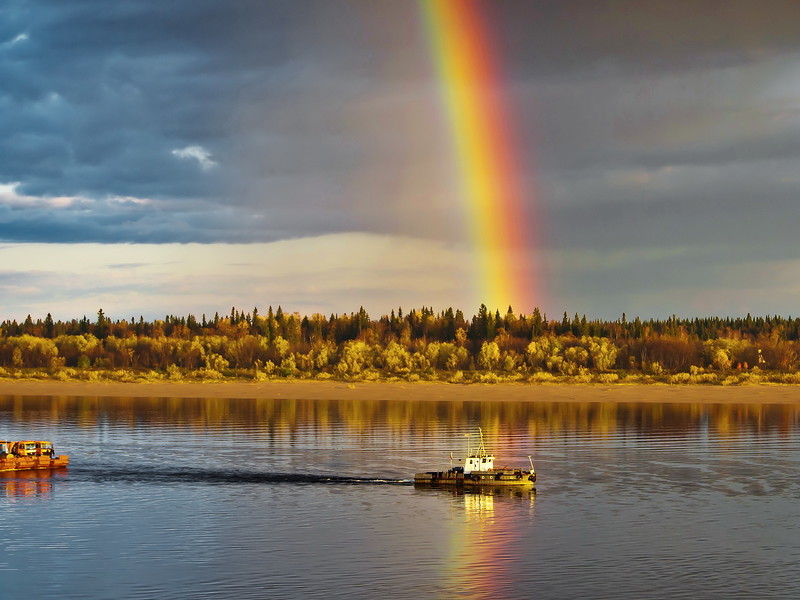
2,0 -> 800,322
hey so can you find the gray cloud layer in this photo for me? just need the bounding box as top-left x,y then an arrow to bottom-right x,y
2,0 -> 799,315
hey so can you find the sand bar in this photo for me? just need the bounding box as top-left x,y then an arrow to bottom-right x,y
0,379 -> 799,403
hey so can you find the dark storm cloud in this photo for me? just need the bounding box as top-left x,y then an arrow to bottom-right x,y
1,0 -> 235,205
0,199 -> 341,244
2,1 -> 300,205
0,0 -> 431,243
492,0 -> 800,78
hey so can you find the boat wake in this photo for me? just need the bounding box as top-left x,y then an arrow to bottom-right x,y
71,466 -> 411,486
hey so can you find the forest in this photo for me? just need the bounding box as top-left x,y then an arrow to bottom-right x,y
1,305 -> 799,384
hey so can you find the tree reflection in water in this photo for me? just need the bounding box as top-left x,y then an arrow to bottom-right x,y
2,395 -> 797,439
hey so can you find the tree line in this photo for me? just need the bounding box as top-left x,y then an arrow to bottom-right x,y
0,306 -> 798,383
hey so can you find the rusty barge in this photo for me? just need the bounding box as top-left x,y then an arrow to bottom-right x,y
0,441 -> 69,472
414,428 -> 536,488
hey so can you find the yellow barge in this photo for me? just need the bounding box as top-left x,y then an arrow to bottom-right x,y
0,441 -> 69,472
414,428 -> 536,488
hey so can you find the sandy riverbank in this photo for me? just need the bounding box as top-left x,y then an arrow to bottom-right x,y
0,379 -> 799,403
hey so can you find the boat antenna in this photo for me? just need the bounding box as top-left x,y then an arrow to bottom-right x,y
529,455 -> 534,470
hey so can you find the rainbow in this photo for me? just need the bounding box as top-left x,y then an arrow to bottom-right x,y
418,0 -> 541,313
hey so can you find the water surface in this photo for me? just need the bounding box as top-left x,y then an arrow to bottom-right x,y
2,396 -> 800,599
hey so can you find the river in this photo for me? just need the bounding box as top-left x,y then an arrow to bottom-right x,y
2,395 -> 800,599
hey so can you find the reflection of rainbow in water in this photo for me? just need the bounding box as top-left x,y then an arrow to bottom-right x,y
416,486 -> 535,597
419,0 -> 542,312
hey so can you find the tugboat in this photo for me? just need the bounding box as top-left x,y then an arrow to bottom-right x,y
0,441 -> 69,472
414,428 -> 535,488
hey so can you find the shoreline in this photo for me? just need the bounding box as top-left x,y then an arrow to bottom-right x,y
0,379 -> 799,404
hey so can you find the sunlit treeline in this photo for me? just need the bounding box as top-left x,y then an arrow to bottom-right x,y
1,306 -> 799,380
3,396 -> 799,438
4,306 -> 800,342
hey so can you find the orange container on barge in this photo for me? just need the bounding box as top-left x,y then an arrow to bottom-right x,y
0,441 -> 69,472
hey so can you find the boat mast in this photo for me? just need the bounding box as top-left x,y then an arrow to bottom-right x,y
477,427 -> 487,458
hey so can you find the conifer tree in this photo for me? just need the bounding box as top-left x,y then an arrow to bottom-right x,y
96,309 -> 109,340
44,313 -> 55,339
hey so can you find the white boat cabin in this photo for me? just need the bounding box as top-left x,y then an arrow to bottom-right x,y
464,453 -> 494,474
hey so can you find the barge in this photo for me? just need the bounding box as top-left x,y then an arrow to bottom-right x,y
414,428 -> 535,488
0,441 -> 69,472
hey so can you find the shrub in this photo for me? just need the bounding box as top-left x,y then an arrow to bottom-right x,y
692,373 -> 718,384
736,372 -> 764,385
648,361 -> 664,375
477,372 -> 499,384
528,371 -> 556,383
596,372 -> 619,384
142,370 -> 164,381
205,353 -> 229,372
280,354 -> 298,377
504,372 -> 525,382
570,368 -> 593,383
448,370 -> 464,383
363,369 -> 381,381
108,369 -> 136,382
192,368 -> 224,380
584,337 -> 619,370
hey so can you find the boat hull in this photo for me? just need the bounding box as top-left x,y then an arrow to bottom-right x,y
414,468 -> 535,488
0,455 -> 69,472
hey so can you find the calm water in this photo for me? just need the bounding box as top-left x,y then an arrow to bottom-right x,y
2,395 -> 800,599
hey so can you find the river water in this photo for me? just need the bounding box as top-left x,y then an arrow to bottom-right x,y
2,395 -> 800,599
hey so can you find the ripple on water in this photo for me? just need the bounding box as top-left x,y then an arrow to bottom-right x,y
2,396 -> 800,599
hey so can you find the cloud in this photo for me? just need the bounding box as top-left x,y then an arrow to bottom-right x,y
3,32 -> 28,47
171,145 -> 217,171
0,181 -> 153,210
108,195 -> 152,206
0,181 -> 91,208
0,178 -> 350,244
0,234 -> 476,320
